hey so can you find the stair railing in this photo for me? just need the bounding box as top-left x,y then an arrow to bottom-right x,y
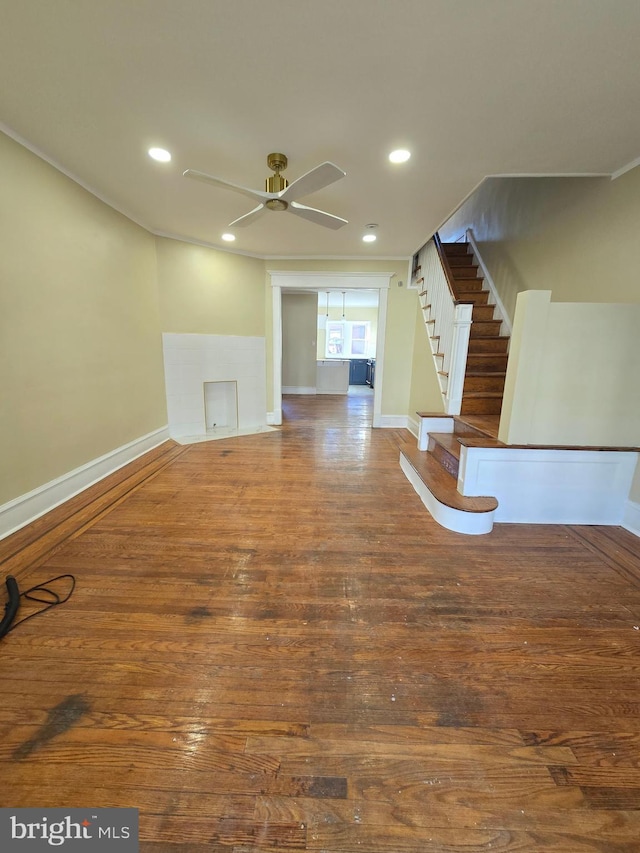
416,235 -> 473,415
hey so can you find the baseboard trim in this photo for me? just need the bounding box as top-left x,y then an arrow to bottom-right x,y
282,386 -> 317,395
374,414 -> 410,429
623,499 -> 640,537
0,426 -> 170,540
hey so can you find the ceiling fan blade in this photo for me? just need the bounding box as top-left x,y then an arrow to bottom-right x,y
228,204 -> 267,227
288,202 -> 348,230
280,162 -> 346,202
183,169 -> 267,202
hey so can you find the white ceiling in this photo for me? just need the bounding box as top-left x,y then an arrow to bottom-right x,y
2,0 -> 639,260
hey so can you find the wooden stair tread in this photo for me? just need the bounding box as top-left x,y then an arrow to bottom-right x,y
456,435 -> 505,449
455,415 -> 500,439
467,352 -> 508,359
428,432 -> 462,459
456,291 -> 489,304
400,442 -> 498,514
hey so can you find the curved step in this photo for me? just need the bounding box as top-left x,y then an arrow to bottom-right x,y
400,443 -> 497,535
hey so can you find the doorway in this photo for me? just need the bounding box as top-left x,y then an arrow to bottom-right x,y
269,271 -> 393,426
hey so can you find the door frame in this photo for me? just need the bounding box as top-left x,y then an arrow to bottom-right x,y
268,270 -> 393,426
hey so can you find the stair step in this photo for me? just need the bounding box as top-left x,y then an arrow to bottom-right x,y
464,372 -> 506,393
470,320 -> 503,337
454,279 -> 484,292
455,415 -> 501,440
451,266 -> 483,280
466,352 -> 509,371
400,441 -> 498,514
456,290 -> 489,305
447,255 -> 475,267
468,336 -> 510,354
471,304 -> 497,322
443,243 -> 471,256
461,393 -> 504,415
427,432 -> 461,479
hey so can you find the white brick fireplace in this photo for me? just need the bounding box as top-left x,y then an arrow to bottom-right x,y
162,333 -> 268,439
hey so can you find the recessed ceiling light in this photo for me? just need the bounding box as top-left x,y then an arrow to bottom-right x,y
148,147 -> 172,163
221,233 -> 236,242
389,149 -> 411,164
362,234 -> 377,243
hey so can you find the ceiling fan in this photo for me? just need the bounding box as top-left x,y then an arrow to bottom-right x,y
183,153 -> 348,230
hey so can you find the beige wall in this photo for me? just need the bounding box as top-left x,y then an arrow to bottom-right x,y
501,291 -> 640,447
0,131 -> 167,505
282,292 -> 318,388
408,301 -> 445,419
155,237 -> 266,335
439,168 -> 640,320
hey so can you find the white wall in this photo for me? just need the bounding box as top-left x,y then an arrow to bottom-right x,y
162,333 -> 267,437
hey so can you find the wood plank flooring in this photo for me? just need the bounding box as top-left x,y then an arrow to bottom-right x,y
2,391 -> 640,852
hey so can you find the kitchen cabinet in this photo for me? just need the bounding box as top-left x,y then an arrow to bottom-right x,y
349,359 -> 369,385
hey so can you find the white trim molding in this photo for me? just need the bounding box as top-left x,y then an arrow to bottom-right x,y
282,386 -> 317,395
374,415 -> 410,429
623,499 -> 640,538
612,156 -> 640,181
0,427 -> 170,540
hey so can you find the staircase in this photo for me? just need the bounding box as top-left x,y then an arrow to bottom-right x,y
400,415 -> 499,534
403,238 -> 639,535
441,242 -> 509,416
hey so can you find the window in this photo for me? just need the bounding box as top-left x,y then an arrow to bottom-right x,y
351,323 -> 367,355
327,323 -> 345,356
325,321 -> 371,358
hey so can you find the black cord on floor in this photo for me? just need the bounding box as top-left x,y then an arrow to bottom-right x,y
6,574 -> 76,634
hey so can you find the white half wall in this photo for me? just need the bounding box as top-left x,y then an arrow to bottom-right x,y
162,333 -> 267,438
459,444 -> 638,525
500,291 -> 640,446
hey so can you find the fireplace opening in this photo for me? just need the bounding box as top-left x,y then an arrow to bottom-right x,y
204,381 -> 238,434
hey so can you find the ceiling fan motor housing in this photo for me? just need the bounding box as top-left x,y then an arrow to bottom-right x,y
265,152 -> 289,195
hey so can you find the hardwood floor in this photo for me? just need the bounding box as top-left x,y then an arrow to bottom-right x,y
2,392 -> 640,852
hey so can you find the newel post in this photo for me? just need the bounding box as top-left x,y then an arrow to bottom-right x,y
445,303 -> 473,415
